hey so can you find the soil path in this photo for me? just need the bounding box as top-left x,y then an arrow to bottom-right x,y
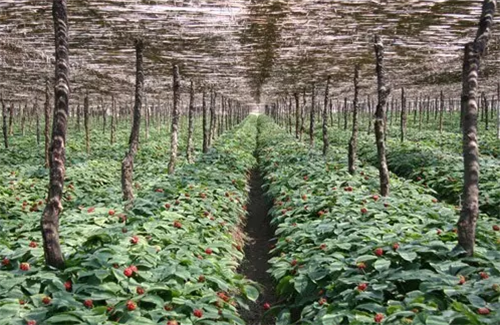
239,168 -> 277,325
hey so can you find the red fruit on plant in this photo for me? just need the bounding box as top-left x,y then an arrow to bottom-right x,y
19,299 -> 26,305
136,287 -> 145,295
493,225 -> 500,231
126,300 -> 137,311
291,259 -> 298,266
42,296 -> 51,305
167,321 -> 179,325
302,194 -> 307,200
165,203 -> 171,209
200,193 -> 207,199
357,262 -> 366,270
392,243 -> 400,250
357,283 -> 368,291
84,299 -> 94,309
205,248 -> 213,255
360,207 -> 368,214
20,262 -> 30,271
107,306 -> 114,313
164,304 -> 173,311
87,207 -> 95,213
320,243 -> 327,250
437,229 -> 442,235
263,302 -> 271,310
416,176 -> 422,181
318,297 -> 327,305
29,241 -> 37,248
173,221 -> 182,229
175,200 -> 180,205
2,257 -> 10,266
185,193 -> 190,198
64,280 -> 72,292
130,236 -> 139,244
155,188 -> 164,193
480,272 -> 489,280
124,267 -> 134,277
372,195 -> 379,201
374,313 -> 384,323
374,248 -> 384,257
383,202 -> 389,208
458,275 -> 466,285
198,275 -> 206,282
303,176 -> 308,181
478,307 -> 490,315
432,198 -> 438,203
193,309 -> 203,318
108,210 -> 115,216
27,321 -> 36,325
318,210 -> 325,216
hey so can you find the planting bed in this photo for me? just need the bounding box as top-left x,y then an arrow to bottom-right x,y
0,117 -> 259,325
258,116 -> 500,324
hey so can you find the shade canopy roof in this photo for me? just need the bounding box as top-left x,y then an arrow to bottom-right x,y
0,0 -> 498,105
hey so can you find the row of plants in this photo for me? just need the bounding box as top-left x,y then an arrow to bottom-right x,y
0,116 -> 258,324
258,116 -> 500,324
316,127 -> 500,219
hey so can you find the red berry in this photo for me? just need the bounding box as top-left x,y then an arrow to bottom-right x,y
437,229 -> 442,235
19,299 -> 26,305
480,272 -> 489,280
320,243 -> 327,250
126,300 -> 137,311
318,297 -> 327,305
164,304 -> 173,311
493,225 -> 500,231
374,313 -> 384,323
42,296 -> 51,305
303,176 -> 308,181
478,307 -> 490,315
263,302 -> 271,310
432,198 -> 438,203
374,248 -> 384,257
124,267 -> 134,277
136,287 -> 145,295
130,236 -> 139,244
173,221 -> 182,229
20,262 -> 30,271
167,321 -> 179,325
64,280 -> 72,292
87,207 -> 95,213
357,283 -> 368,291
372,195 -> 379,201
392,243 -> 400,250
155,188 -> 164,193
458,275 -> 466,285
165,203 -> 171,209
198,275 -> 206,282
193,309 -> 203,318
205,248 -> 213,255
84,299 -> 93,309
360,207 -> 368,214
108,210 -> 115,216
2,257 -> 10,266
357,262 -> 366,270
291,259 -> 298,266
29,241 -> 38,248
27,321 -> 36,325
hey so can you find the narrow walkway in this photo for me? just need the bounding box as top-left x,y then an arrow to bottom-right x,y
240,169 -> 276,325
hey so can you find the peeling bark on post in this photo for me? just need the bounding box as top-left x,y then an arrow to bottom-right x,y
400,88 -> 407,142
168,64 -> 181,174
35,101 -> 40,146
187,80 -> 195,163
322,77 -> 330,156
202,90 -> 209,153
83,94 -> 90,155
457,0 -> 496,257
309,84 -> 315,147
348,67 -> 359,174
439,90 -> 445,133
41,0 -> 70,269
294,92 -> 300,139
121,39 -> 144,203
1,97 -> 7,149
373,35 -> 391,197
110,96 -> 116,145
44,81 -> 51,167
